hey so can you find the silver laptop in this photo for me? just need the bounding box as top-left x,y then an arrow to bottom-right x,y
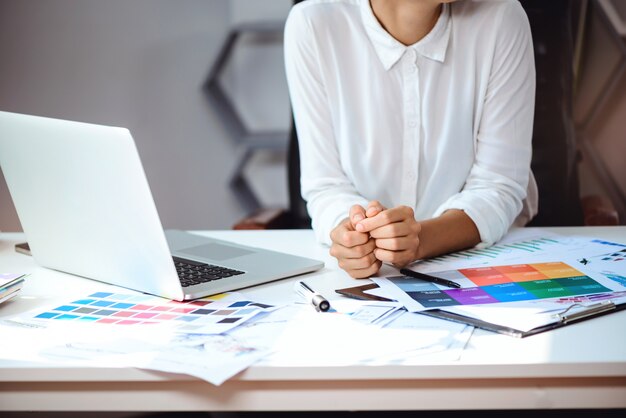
0,111 -> 323,301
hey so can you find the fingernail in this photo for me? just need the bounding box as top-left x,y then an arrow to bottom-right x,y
356,223 -> 364,232
353,214 -> 364,223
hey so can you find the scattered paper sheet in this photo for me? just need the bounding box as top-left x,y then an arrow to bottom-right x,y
330,298 -> 403,327
359,311 -> 473,365
0,306 -> 284,385
258,304 -> 472,367
0,290 -> 286,385
0,289 -> 479,383
41,326 -> 272,385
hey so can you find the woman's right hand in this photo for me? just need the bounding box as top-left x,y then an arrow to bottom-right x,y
329,204 -> 382,278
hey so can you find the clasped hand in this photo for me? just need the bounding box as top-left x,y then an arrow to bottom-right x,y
329,201 -> 422,278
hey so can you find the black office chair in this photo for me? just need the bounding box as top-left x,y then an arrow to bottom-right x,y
524,0 -> 582,226
233,115 -> 311,229
516,0 -> 617,226
233,0 -> 618,230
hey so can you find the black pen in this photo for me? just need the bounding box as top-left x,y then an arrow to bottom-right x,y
399,268 -> 462,289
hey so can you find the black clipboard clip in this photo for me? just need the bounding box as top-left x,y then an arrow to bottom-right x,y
553,301 -> 616,324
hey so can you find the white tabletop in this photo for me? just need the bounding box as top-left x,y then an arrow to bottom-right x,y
1,226 -> 626,411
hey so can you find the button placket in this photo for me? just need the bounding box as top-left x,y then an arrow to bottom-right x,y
413,61 -> 421,202
401,49 -> 419,206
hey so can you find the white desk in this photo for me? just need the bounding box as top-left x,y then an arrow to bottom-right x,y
1,227 -> 625,412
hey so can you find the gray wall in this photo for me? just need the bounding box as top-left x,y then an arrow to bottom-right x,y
0,0 -> 293,232
226,0 -> 292,208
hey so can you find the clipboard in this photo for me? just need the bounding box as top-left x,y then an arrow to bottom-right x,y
335,283 -> 626,338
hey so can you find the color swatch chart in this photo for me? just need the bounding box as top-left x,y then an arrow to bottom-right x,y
30,292 -> 274,334
388,262 -> 612,308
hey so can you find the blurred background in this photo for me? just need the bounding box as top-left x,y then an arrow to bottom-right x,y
574,0 -> 626,224
0,0 -> 624,232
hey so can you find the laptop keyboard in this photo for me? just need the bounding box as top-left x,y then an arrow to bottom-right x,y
173,256 -> 245,288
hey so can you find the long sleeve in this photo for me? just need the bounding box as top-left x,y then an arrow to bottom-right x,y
284,6 -> 369,246
433,2 -> 536,247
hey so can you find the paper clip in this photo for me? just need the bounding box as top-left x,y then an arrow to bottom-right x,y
554,301 -> 616,324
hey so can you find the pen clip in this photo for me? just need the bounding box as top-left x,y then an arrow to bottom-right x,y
554,301 -> 615,324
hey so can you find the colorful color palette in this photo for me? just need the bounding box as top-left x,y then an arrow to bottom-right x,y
389,262 -> 612,308
31,292 -> 274,334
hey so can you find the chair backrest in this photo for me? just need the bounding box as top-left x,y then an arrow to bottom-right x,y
286,0 -> 585,228
523,0 -> 584,226
287,116 -> 311,228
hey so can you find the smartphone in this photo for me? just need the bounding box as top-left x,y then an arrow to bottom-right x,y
14,242 -> 31,256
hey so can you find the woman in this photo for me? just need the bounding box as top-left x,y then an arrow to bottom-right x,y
284,0 -> 537,278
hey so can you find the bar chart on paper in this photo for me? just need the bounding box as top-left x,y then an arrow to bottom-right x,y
427,237 -> 562,259
412,236 -> 575,272
579,246 -> 626,287
409,229 -> 626,272
388,262 -> 613,309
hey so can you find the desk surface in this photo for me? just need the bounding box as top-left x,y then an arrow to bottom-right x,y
1,226 -> 625,411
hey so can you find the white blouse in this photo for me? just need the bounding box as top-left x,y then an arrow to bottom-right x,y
284,0 -> 538,247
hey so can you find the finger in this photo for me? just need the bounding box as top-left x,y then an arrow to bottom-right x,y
331,219 -> 367,245
365,200 -> 384,218
349,204 -> 367,226
356,206 -> 413,233
338,252 -> 378,270
373,248 -> 415,266
331,228 -> 370,248
375,236 -> 417,251
329,238 -> 376,260
369,222 -> 411,239
346,260 -> 383,279
330,220 -> 350,243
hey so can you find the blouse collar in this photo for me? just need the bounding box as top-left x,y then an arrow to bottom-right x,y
360,0 -> 451,70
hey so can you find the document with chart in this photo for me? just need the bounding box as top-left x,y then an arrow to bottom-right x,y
373,231 -> 626,337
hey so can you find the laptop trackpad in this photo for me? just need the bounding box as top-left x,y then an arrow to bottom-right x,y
179,243 -> 253,261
